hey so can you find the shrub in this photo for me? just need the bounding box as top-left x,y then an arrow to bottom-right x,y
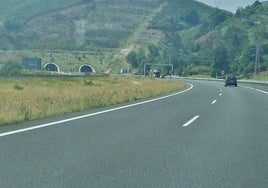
13,84 -> 24,91
0,61 -> 22,76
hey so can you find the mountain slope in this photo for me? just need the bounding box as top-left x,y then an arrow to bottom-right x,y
0,0 -> 83,24
0,0 -> 267,77
1,0 -> 166,50
0,0 -> 217,51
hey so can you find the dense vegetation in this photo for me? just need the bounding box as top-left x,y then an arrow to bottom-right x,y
0,0 -> 268,78
126,1 -> 268,77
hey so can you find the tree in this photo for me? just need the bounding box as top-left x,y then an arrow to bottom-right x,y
136,50 -> 147,66
211,45 -> 230,76
181,9 -> 199,26
209,10 -> 231,28
224,24 -> 249,60
237,45 -> 256,76
158,31 -> 182,67
4,20 -> 21,31
147,44 -> 160,64
126,51 -> 138,68
0,61 -> 22,76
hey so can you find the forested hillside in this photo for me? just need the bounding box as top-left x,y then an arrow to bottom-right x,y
127,0 -> 268,77
0,0 -> 267,77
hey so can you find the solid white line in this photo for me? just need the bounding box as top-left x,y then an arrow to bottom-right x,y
212,100 -> 217,104
255,89 -> 268,95
182,115 -> 200,127
241,86 -> 268,95
0,84 -> 194,138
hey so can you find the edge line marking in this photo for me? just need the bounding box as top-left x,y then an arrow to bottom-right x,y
0,84 -> 194,138
241,86 -> 268,95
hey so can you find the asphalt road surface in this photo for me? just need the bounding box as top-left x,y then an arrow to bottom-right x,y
0,80 -> 268,188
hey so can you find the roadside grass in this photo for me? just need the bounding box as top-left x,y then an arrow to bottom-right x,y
0,76 -> 186,126
252,71 -> 268,81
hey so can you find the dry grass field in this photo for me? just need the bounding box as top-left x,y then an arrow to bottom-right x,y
0,76 -> 186,126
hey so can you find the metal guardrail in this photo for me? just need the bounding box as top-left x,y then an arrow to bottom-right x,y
171,76 -> 268,85
171,76 -> 268,92
238,79 -> 268,85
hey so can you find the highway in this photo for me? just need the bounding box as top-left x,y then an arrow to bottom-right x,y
0,80 -> 268,187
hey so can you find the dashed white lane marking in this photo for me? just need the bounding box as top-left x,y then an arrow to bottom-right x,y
0,84 -> 194,138
182,115 -> 200,127
212,100 -> 217,104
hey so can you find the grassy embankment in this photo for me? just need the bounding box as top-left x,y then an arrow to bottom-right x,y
0,76 -> 186,126
251,72 -> 268,81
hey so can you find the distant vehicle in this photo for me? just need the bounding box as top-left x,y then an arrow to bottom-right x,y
154,69 -> 161,78
224,74 -> 237,87
149,69 -> 161,78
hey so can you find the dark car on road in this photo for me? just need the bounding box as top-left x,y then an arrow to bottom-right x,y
224,74 -> 237,87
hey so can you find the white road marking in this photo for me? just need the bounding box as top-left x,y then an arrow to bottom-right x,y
241,86 -> 268,95
0,84 -> 194,138
212,100 -> 217,104
182,115 -> 200,127
255,89 -> 268,95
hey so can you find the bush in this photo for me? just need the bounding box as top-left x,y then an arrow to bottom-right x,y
0,61 -> 22,76
4,20 -> 21,31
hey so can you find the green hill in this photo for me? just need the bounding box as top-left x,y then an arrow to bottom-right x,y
0,0 -> 267,77
0,0 -> 83,23
0,0 -> 166,50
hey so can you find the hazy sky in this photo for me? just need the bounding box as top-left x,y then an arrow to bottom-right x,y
195,0 -> 265,13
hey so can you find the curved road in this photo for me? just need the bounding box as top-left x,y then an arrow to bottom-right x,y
0,80 -> 267,187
